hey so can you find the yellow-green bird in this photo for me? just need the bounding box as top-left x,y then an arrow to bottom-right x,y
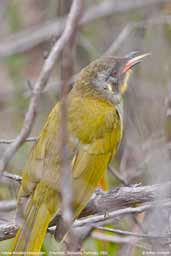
11,52 -> 148,254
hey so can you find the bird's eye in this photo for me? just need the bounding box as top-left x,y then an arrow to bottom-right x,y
111,69 -> 117,77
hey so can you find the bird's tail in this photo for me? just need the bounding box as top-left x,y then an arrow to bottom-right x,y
11,199 -> 53,256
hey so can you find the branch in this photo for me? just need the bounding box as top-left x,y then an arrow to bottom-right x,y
105,15 -> 171,55
0,0 -> 84,174
0,223 -> 18,241
0,0 -> 168,57
1,179 -> 170,214
2,172 -> 21,184
80,182 -> 171,217
73,201 -> 171,229
0,137 -> 37,144
95,226 -> 171,239
57,0 -> 83,251
1,183 -> 171,241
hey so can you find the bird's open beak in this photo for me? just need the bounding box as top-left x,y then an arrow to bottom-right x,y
121,52 -> 150,74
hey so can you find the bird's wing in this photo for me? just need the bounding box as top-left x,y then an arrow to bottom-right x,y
16,103 -> 63,224
70,107 -> 122,217
71,99 -> 122,178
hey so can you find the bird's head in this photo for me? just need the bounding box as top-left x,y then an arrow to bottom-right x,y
77,51 -> 149,104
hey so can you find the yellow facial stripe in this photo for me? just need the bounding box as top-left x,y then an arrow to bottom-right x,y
120,70 -> 132,94
107,83 -> 113,92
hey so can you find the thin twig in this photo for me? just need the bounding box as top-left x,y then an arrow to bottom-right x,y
0,137 -> 37,144
2,172 -> 22,183
73,201 -> 171,228
57,0 -> 83,251
105,16 -> 171,55
91,231 -> 149,250
95,226 -> 171,240
105,24 -> 132,55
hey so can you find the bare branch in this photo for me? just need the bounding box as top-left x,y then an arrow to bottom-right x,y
2,172 -> 22,184
0,0 -> 84,174
59,0 -> 83,224
82,0 -> 168,24
105,16 -> 171,55
57,0 -> 83,251
0,137 -> 37,144
91,231 -> 149,249
95,226 -> 171,240
0,223 -> 17,241
73,200 -> 171,229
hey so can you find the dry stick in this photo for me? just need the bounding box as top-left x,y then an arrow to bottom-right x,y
0,137 -> 37,144
164,84 -> 171,249
74,201 -> 171,228
0,0 -> 83,175
2,171 -> 22,183
58,0 -> 83,251
105,16 -> 171,56
1,177 -> 171,216
0,223 -> 18,241
59,1 -> 73,229
94,226 -> 170,240
81,0 -> 168,24
92,231 -> 149,250
105,24 -> 132,56
0,0 -> 168,58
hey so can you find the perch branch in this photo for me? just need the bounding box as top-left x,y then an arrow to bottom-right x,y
0,183 -> 171,241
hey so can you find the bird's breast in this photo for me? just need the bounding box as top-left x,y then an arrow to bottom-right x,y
68,96 -> 123,154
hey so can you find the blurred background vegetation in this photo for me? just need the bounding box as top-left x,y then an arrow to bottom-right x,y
1,0 -> 171,255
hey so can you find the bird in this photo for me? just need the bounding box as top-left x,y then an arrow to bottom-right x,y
11,51 -> 148,254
